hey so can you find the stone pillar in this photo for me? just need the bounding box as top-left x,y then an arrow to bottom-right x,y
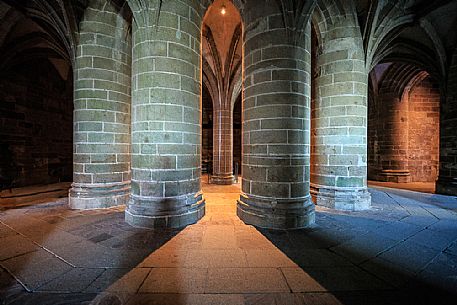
211,106 -> 235,184
125,1 -> 205,228
436,51 -> 457,195
69,1 -> 131,209
237,2 -> 315,229
311,18 -> 371,210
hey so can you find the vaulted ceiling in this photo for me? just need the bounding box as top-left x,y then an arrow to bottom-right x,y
1,0 -> 456,83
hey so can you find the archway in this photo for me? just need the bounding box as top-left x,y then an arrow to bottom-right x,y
0,2 -> 73,195
201,0 -> 242,185
367,62 -> 440,190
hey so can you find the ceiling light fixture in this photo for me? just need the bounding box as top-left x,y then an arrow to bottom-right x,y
221,4 -> 227,15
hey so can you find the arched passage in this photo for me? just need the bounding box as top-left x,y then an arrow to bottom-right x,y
367,62 -> 440,185
202,0 -> 242,185
0,2 -> 73,191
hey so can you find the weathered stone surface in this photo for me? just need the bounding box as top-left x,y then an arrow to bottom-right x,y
2,181 -> 457,304
311,14 -> 371,211
69,0 -> 132,209
126,0 -> 205,228
237,0 -> 315,229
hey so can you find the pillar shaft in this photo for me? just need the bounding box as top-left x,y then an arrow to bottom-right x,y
211,106 -> 235,184
237,2 -> 315,229
437,52 -> 457,195
69,1 -> 131,209
311,18 -> 371,211
125,1 -> 205,228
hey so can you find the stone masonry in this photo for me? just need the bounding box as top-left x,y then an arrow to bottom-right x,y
69,0 -> 132,209
311,5 -> 371,210
2,0 -> 457,231
237,0 -> 316,229
367,63 -> 440,184
125,0 -> 206,228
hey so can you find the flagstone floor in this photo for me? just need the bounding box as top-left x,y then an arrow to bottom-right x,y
1,179 -> 456,305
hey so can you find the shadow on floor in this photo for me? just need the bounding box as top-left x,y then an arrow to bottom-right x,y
0,204 -> 182,305
258,224 -> 457,305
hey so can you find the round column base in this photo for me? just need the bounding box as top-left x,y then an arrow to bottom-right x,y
312,184 -> 371,211
69,182 -> 130,209
125,192 -> 205,228
237,193 -> 315,230
379,169 -> 411,183
436,177 -> 457,196
210,174 -> 235,185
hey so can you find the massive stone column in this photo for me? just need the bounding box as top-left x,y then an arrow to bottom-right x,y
125,1 -> 205,228
436,51 -> 457,195
237,1 -> 315,229
311,14 -> 371,210
69,1 -> 131,209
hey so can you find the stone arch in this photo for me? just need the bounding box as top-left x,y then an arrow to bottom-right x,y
401,70 -> 429,102
201,0 -> 243,185
201,0 -> 245,24
367,62 -> 440,183
0,1 -> 75,188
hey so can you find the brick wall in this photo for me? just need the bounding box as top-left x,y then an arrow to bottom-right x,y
0,60 -> 73,187
407,77 -> 440,182
367,66 -> 439,183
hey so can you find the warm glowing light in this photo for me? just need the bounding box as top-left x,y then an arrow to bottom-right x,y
221,4 -> 226,15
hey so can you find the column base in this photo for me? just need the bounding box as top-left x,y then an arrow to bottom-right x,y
436,177 -> 457,196
237,193 -> 315,230
209,174 -> 235,185
379,169 -> 411,183
312,184 -> 371,211
125,192 -> 205,228
68,182 -> 130,209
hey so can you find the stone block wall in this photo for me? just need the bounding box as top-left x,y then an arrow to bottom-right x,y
407,77 -> 440,182
0,61 -> 73,187
367,65 -> 439,183
367,64 -> 413,182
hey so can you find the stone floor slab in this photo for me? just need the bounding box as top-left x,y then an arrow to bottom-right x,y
206,267 -> 290,293
139,268 -> 206,293
377,241 -> 440,273
0,234 -> 39,261
37,268 -> 105,293
1,180 -> 457,304
1,249 -> 72,291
